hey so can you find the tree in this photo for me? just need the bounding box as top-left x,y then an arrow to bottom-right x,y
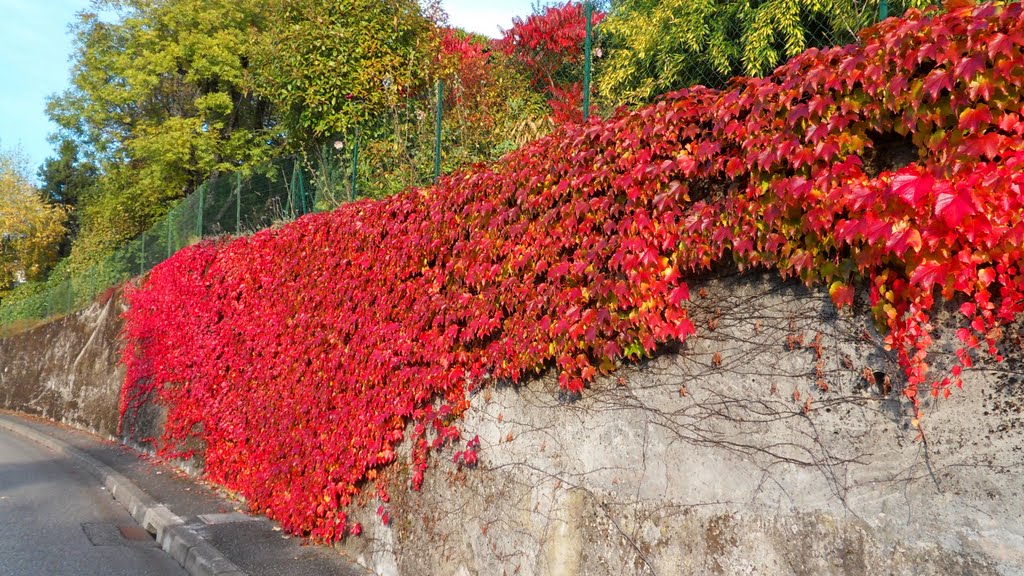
0,148 -> 67,291
302,24 -> 549,205
496,2 -> 605,123
37,139 -> 98,254
38,139 -> 97,208
596,0 -> 931,107
436,28 -> 549,161
47,0 -> 276,267
250,0 -> 437,148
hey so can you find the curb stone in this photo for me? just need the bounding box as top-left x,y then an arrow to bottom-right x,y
0,414 -> 247,576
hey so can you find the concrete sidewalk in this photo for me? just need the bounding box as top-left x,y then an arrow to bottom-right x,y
0,410 -> 369,576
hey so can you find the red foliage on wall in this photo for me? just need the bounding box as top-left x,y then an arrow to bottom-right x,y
122,2 -> 1024,542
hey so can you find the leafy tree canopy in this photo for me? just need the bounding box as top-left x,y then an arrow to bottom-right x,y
0,146 -> 67,291
497,1 -> 606,122
596,0 -> 931,106
46,0 -> 276,267
250,0 -> 437,147
37,139 -> 97,209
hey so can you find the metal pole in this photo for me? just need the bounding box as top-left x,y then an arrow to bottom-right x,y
197,183 -> 206,237
289,161 -> 298,217
583,2 -> 593,122
350,126 -> 360,202
298,164 -> 308,215
879,0 -> 888,20
235,171 -> 242,232
434,80 -> 443,183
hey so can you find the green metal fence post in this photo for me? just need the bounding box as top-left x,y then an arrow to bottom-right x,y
434,80 -> 443,183
197,183 -> 206,237
583,2 -> 594,122
166,212 -> 173,258
298,163 -> 308,215
879,0 -> 888,20
235,171 -> 242,232
350,126 -> 360,202
288,161 -> 298,218
140,235 -> 146,276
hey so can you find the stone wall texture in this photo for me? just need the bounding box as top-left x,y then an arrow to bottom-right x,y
337,274 -> 1024,576
2,273 -> 1023,575
0,294 -> 127,438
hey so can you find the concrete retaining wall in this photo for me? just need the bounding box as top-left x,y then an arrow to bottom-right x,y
3,273 -> 1022,575
0,294 -> 128,438
338,273 -> 1024,576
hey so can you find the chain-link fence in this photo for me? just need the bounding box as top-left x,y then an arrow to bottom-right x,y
0,80 -> 466,331
0,157 -> 318,331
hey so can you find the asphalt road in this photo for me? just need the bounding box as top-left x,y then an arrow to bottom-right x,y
0,427 -> 187,576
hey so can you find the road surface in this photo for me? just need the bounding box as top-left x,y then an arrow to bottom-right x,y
0,427 -> 187,576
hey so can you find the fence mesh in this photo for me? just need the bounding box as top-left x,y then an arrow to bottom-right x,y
0,157 -> 314,330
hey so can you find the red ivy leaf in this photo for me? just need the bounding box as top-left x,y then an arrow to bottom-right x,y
885,223 -> 923,254
828,281 -> 855,308
891,172 -> 933,207
669,285 -> 690,306
933,183 -> 976,226
958,105 -> 994,131
978,267 -> 996,286
954,53 -> 987,82
910,261 -> 950,291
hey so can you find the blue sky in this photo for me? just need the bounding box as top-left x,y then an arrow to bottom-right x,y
0,0 -> 537,176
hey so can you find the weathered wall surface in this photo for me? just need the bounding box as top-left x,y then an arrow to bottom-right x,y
339,273 -> 1024,576
3,274 -> 1023,575
0,294 -> 128,438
